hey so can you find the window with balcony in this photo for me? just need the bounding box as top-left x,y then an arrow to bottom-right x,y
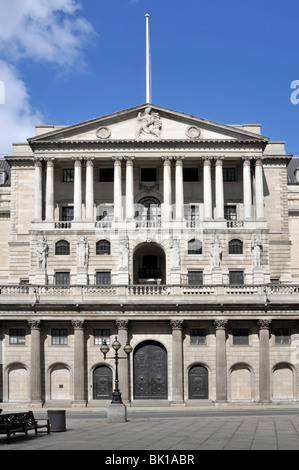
96,240 -> 111,255
55,272 -> 70,285
188,271 -> 203,285
229,271 -> 244,285
224,205 -> 237,220
51,329 -> 68,345
9,328 -> 25,345
96,272 -> 111,285
190,328 -> 206,345
94,329 -> 110,345
229,239 -> 243,254
188,239 -> 202,254
55,240 -> 70,255
232,328 -> 249,345
275,328 -> 291,345
62,207 -> 74,221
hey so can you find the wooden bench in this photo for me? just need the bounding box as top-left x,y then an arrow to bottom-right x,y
0,411 -> 50,443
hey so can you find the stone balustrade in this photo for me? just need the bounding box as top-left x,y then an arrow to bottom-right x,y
0,284 -> 299,305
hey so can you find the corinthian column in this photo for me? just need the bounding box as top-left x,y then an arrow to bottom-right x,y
125,157 -> 135,220
28,319 -> 42,406
72,320 -> 86,406
85,157 -> 94,220
175,156 -> 184,220
162,156 -> 172,220
113,157 -> 123,220
45,158 -> 55,221
214,319 -> 227,402
255,158 -> 264,219
243,157 -> 252,219
203,157 -> 212,219
258,319 -> 271,403
73,158 -> 83,220
34,158 -> 43,221
116,320 -> 130,403
215,157 -> 224,219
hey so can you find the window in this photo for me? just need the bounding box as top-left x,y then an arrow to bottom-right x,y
223,168 -> 236,181
96,240 -> 111,255
224,206 -> 237,220
96,272 -> 111,285
183,168 -> 198,181
141,168 -> 156,182
275,328 -> 291,345
229,239 -> 243,254
188,239 -> 202,254
55,240 -> 70,255
233,328 -> 249,345
188,271 -> 203,285
0,171 -> 6,185
55,272 -> 70,285
229,271 -> 244,285
100,168 -> 114,182
94,329 -> 110,345
62,207 -> 74,221
9,328 -> 25,345
190,329 -> 206,345
51,329 -> 68,345
62,168 -> 74,182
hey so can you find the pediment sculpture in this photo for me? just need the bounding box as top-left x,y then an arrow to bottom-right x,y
136,107 -> 162,139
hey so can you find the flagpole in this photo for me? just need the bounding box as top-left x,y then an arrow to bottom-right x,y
145,13 -> 151,103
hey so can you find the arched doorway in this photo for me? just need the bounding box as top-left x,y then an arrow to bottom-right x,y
188,365 -> 208,399
50,364 -> 71,400
133,243 -> 166,284
134,341 -> 168,399
93,365 -> 112,399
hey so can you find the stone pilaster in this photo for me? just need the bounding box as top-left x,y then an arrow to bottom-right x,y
170,319 -> 184,404
258,319 -> 271,402
214,319 -> 227,402
72,320 -> 86,407
255,158 -> 264,219
115,320 -> 130,403
28,319 -> 43,406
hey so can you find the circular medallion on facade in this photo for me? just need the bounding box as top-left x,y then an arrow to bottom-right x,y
96,127 -> 111,139
186,126 -> 201,139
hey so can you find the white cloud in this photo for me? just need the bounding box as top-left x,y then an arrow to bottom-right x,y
0,0 -> 96,156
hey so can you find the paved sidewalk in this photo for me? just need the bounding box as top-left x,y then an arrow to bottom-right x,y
1,406 -> 299,451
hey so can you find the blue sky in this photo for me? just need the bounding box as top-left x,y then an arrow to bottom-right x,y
0,0 -> 299,156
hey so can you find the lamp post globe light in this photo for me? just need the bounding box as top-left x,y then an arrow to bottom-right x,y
100,336 -> 132,422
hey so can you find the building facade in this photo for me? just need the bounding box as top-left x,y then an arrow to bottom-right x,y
0,103 -> 299,407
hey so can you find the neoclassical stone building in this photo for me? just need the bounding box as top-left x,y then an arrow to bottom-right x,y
1,103 -> 299,407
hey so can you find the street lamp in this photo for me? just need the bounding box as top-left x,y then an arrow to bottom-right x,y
100,336 -> 132,407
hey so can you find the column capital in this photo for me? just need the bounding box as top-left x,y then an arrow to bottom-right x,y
202,156 -> 212,164
242,156 -> 253,162
72,156 -> 83,166
34,157 -> 44,167
258,319 -> 271,329
124,156 -> 135,164
85,157 -> 95,165
45,157 -> 55,167
214,319 -> 227,330
170,319 -> 183,330
161,156 -> 173,163
72,319 -> 85,330
255,157 -> 263,166
28,319 -> 41,330
115,319 -> 129,330
214,156 -> 225,165
174,156 -> 185,165
112,156 -> 123,166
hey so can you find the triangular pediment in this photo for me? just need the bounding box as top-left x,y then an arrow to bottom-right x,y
28,103 -> 269,146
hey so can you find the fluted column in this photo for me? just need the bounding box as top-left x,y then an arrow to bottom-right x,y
34,158 -> 43,221
258,319 -> 271,402
162,156 -> 172,220
113,157 -> 123,220
243,157 -> 252,219
175,156 -> 184,220
28,319 -> 42,405
73,158 -> 83,220
215,157 -> 224,219
255,158 -> 264,219
85,157 -> 94,220
72,320 -> 86,406
170,320 -> 184,403
203,157 -> 212,219
45,158 -> 55,221
116,320 -> 130,403
125,157 -> 135,220
214,319 -> 227,402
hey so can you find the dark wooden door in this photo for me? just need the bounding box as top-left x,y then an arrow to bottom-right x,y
93,366 -> 112,399
134,341 -> 167,399
189,365 -> 208,399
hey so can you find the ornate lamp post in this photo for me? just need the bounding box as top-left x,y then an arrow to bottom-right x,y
100,336 -> 132,421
